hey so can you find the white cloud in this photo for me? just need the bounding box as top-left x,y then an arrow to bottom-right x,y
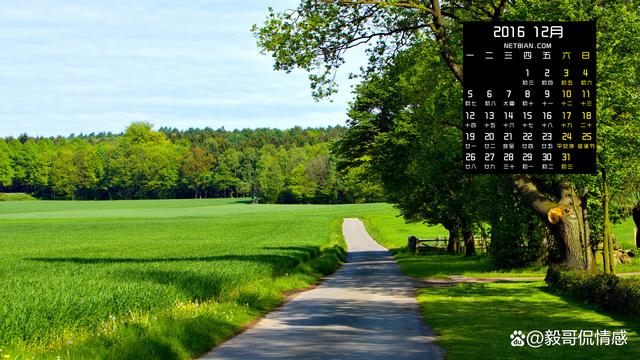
0,0 -> 364,137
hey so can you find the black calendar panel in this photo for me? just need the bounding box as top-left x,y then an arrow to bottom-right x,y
463,22 -> 596,173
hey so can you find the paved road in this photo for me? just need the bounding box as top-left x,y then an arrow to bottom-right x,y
202,218 -> 443,360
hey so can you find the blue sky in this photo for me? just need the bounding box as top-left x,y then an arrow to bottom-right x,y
0,1 -> 363,137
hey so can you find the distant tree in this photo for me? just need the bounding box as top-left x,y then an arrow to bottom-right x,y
106,122 -> 179,199
11,140 -> 54,196
212,148 -> 241,198
257,146 -> 287,203
180,146 -> 214,198
338,160 -> 385,203
50,147 -> 75,199
73,142 -> 103,199
238,147 -> 260,202
0,141 -> 14,187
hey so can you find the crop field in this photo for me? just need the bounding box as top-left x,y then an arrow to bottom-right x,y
0,199 -> 397,359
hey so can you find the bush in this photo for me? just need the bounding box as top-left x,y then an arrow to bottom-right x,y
0,193 -> 36,201
546,266 -> 640,317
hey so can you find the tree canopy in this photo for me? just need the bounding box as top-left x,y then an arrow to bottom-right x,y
255,0 -> 640,270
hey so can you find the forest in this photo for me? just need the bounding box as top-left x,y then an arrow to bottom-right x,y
0,122 -> 383,204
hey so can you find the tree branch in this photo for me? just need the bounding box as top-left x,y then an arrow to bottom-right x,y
511,174 -> 557,218
492,0 -> 508,21
442,121 -> 462,131
430,0 -> 463,83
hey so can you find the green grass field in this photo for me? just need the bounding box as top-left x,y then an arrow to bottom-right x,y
1,199 -> 638,359
0,199 -> 392,359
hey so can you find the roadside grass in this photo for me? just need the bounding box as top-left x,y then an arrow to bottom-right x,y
418,281 -> 639,360
360,212 -> 640,359
0,199 -> 390,359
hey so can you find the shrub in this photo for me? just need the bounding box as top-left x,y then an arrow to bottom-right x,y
0,193 -> 36,201
546,266 -> 640,317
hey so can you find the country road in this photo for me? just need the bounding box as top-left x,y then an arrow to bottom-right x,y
202,218 -> 444,360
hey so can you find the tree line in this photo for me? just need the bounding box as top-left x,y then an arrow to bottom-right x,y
0,123 -> 384,204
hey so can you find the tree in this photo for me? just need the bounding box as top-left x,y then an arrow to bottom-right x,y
238,147 -> 260,202
254,0 -> 640,270
11,139 -> 54,196
50,147 -> 76,199
214,148 -> 242,198
338,159 -> 385,203
106,122 -> 179,199
596,2 -> 640,272
72,142 -> 103,199
257,146 -> 287,203
180,146 -> 214,198
0,141 -> 14,188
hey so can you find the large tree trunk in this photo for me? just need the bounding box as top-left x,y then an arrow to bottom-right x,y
512,175 -> 596,271
444,223 -> 460,253
633,205 -> 640,249
462,218 -> 475,256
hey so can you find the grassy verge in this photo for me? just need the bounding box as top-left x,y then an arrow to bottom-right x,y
418,281 -> 639,359
359,212 -> 640,359
0,199 -> 387,359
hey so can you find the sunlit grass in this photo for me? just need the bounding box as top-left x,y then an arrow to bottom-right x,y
418,281 -> 640,360
612,217 -> 638,250
0,199 -> 392,359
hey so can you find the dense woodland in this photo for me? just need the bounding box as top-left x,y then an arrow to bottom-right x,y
0,123 -> 383,203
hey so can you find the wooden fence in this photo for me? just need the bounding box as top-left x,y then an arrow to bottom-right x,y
408,235 -> 491,255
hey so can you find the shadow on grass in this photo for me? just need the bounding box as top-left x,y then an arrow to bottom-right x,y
260,246 -> 322,261
117,269 -> 231,301
26,253 -> 309,267
420,281 -> 640,360
540,285 -> 640,324
232,198 -> 254,204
